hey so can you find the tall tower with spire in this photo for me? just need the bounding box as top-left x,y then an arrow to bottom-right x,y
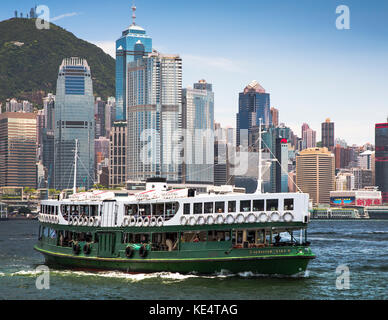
115,4 -> 152,121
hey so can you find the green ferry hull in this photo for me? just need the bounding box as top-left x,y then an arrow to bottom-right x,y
35,245 -> 315,276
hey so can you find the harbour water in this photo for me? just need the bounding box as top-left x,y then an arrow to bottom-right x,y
0,220 -> 387,300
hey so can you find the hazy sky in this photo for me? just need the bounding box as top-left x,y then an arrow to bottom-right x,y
1,0 -> 387,145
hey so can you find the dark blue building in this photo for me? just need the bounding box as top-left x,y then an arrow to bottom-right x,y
376,121 -> 388,204
236,80 -> 271,146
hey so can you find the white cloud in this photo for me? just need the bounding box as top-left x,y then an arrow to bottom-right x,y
92,41 -> 116,58
51,12 -> 80,22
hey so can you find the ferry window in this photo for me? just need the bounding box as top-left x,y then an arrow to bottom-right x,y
139,204 -> 151,216
166,203 -> 179,218
215,202 -> 225,213
204,202 -> 213,214
240,200 -> 251,212
284,199 -> 294,210
228,201 -> 236,213
125,204 -> 138,216
122,233 -> 133,243
247,231 -> 256,244
91,205 -> 98,216
155,204 -> 164,216
267,199 -> 279,211
207,230 -> 231,242
253,200 -> 265,212
184,204 -> 190,215
194,203 -> 203,214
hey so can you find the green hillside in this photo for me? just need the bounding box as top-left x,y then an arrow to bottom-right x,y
0,18 -> 115,106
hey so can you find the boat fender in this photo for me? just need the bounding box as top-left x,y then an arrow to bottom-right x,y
226,214 -> 234,224
283,212 -> 294,222
207,216 -> 215,225
136,217 -> 144,227
216,214 -> 224,225
72,242 -> 81,255
139,245 -> 148,258
83,243 -> 91,255
157,217 -> 164,227
180,216 -> 188,225
258,212 -> 268,223
143,217 -> 150,227
271,212 -> 280,222
125,246 -> 134,258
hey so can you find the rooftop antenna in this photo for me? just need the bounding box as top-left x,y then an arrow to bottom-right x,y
73,139 -> 78,194
131,2 -> 137,25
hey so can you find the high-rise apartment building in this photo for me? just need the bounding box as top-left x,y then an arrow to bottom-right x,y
94,97 -> 106,139
109,121 -> 127,187
115,6 -> 152,121
296,147 -> 335,204
376,120 -> 388,203
301,123 -> 316,150
54,58 -> 95,191
127,50 -> 183,182
322,118 -> 335,151
236,80 -> 271,146
182,80 -> 214,184
270,107 -> 279,127
0,112 -> 37,188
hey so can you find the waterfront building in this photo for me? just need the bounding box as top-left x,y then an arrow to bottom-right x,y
375,120 -> 388,203
236,80 -> 271,146
115,5 -> 152,121
94,97 -> 106,139
109,121 -> 127,187
54,58 -> 95,191
296,148 -> 335,205
322,118 -> 335,151
182,80 -> 214,185
358,150 -> 374,170
353,168 -> 373,190
127,50 -> 183,182
105,97 -> 116,138
335,170 -> 355,191
330,189 -> 382,207
0,112 -> 37,188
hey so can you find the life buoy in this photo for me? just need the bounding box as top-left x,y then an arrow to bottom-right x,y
180,216 -> 188,225
125,246 -> 134,258
258,212 -> 268,223
216,214 -> 224,225
207,216 -> 215,225
94,217 -> 101,227
271,211 -> 280,222
283,212 -> 294,222
157,217 -> 164,227
197,216 -> 205,225
246,213 -> 256,223
189,216 -> 196,226
139,245 -> 148,258
88,217 -> 94,226
226,214 -> 234,224
143,217 -> 150,227
68,216 -> 73,225
72,242 -> 81,255
122,217 -> 129,227
129,216 -> 137,227
150,217 -> 157,227
73,217 -> 79,226
236,214 -> 245,224
136,217 -> 144,227
83,243 -> 91,255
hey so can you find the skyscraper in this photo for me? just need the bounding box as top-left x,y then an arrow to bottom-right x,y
301,123 -> 316,150
322,118 -> 335,151
376,120 -> 388,203
182,80 -> 214,184
271,107 -> 279,127
115,5 -> 152,121
54,58 -> 95,191
109,121 -> 127,187
127,51 -> 183,182
236,80 -> 271,146
0,112 -> 37,188
296,148 -> 335,205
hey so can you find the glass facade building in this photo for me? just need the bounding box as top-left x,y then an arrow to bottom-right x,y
182,80 -> 214,184
54,58 -> 95,191
116,21 -> 152,121
376,122 -> 388,203
127,51 -> 182,182
236,80 -> 271,146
